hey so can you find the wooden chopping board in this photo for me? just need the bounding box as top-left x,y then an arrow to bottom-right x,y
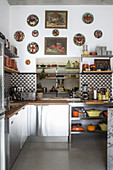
85,100 -> 104,104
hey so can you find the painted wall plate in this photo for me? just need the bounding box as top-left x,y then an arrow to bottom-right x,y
94,30 -> 103,38
52,29 -> 59,36
14,31 -> 25,42
27,42 -> 39,54
27,14 -> 39,27
82,13 -> 94,24
73,33 -> 85,46
32,30 -> 39,37
25,59 -> 31,65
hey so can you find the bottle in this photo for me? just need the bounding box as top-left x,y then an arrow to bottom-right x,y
105,88 -> 110,100
67,60 -> 71,67
94,89 -> 97,100
89,85 -> 94,100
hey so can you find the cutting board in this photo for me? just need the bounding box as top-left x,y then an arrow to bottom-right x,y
85,100 -> 104,104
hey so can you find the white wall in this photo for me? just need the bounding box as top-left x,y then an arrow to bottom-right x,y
0,0 -> 10,38
9,5 -> 113,72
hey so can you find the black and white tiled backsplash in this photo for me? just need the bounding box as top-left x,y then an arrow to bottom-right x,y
80,74 -> 112,95
11,74 -> 36,92
5,73 -> 112,96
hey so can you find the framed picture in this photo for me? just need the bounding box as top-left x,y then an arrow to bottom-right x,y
94,59 -> 111,71
45,11 -> 68,29
45,37 -> 67,55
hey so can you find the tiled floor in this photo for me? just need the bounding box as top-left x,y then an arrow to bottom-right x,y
11,135 -> 107,170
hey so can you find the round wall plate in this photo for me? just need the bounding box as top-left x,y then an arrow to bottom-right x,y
73,33 -> 85,46
94,30 -> 103,38
25,59 -> 31,65
27,42 -> 39,54
82,13 -> 94,24
32,30 -> 39,37
52,29 -> 59,36
27,14 -> 39,27
14,31 -> 25,42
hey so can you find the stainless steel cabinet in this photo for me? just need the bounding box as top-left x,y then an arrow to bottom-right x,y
27,105 -> 37,136
37,105 -> 69,136
6,106 -> 28,170
8,112 -> 21,169
19,107 -> 28,148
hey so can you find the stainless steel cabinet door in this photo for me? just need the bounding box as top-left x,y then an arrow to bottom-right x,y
38,105 -> 69,136
30,105 -> 37,136
9,113 -> 21,168
19,107 -> 28,148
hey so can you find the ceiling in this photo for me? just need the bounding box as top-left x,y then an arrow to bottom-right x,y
7,0 -> 113,5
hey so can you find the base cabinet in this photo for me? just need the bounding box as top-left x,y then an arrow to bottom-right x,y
6,106 -> 28,170
37,105 -> 69,136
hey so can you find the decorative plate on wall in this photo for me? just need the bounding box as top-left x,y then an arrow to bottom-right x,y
52,29 -> 59,36
32,30 -> 39,37
27,14 -> 39,27
73,33 -> 85,46
27,42 -> 39,54
25,59 -> 31,65
94,30 -> 103,38
14,31 -> 25,42
82,13 -> 94,24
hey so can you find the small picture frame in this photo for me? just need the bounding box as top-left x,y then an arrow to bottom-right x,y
94,59 -> 111,71
45,11 -> 68,29
45,37 -> 67,55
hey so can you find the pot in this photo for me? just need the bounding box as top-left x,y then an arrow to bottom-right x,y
103,111 -> 107,117
98,123 -> 107,131
71,124 -> 85,131
86,109 -> 101,117
86,124 -> 96,131
73,110 -> 83,117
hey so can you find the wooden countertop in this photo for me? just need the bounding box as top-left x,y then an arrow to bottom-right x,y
5,99 -> 111,118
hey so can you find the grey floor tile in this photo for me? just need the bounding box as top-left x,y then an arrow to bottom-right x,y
11,135 -> 107,170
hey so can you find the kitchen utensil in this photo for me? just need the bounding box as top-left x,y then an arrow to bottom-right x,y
50,86 -> 57,92
86,109 -> 101,117
52,64 -> 57,67
82,84 -> 89,100
103,111 -> 107,117
90,52 -> 97,55
98,123 -> 107,131
106,51 -> 112,55
71,124 -> 85,131
82,64 -> 89,71
73,110 -> 83,117
96,46 -> 101,55
40,64 -> 46,67
101,46 -> 107,55
86,124 -> 96,131
43,87 -> 47,93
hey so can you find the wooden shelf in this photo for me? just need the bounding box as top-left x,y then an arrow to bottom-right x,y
84,71 -> 113,73
4,66 -> 19,73
5,47 -> 19,58
81,55 -> 113,58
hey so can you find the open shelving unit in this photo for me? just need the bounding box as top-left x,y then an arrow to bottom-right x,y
4,66 -> 19,73
5,47 -> 19,58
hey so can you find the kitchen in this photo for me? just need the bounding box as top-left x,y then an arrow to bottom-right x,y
1,0 -> 113,170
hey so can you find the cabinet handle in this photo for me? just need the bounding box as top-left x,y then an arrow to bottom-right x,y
11,121 -> 13,124
16,112 -> 18,115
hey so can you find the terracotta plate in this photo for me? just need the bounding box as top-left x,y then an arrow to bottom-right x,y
25,59 -> 31,65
